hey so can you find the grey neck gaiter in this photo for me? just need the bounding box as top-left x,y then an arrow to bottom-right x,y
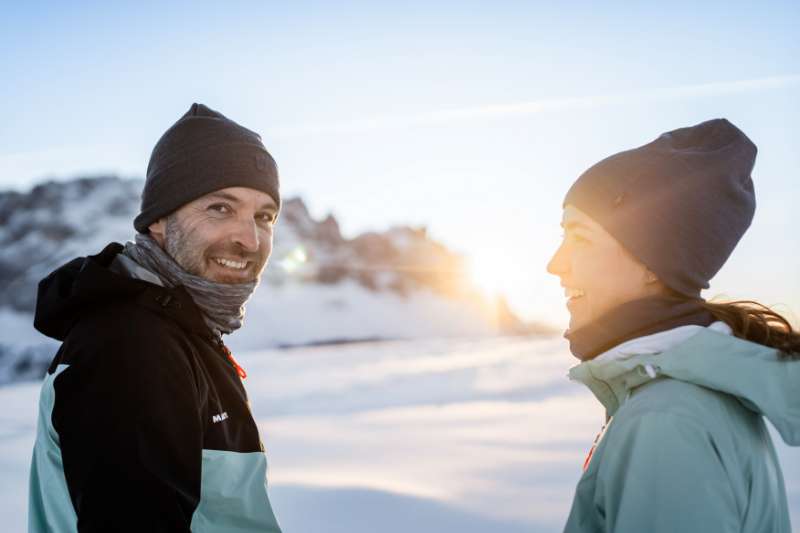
122,233 -> 258,337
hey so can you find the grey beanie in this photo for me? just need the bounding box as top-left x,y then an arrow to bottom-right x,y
564,118 -> 757,298
134,103 -> 280,233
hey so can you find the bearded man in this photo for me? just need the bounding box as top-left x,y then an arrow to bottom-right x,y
28,103 -> 283,532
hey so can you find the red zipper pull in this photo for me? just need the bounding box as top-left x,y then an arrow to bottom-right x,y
221,343 -> 247,379
583,418 -> 611,472
582,445 -> 596,472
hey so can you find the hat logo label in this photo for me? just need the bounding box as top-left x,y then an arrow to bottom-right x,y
255,154 -> 268,171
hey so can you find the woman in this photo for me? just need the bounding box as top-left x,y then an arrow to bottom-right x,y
547,118 -> 799,532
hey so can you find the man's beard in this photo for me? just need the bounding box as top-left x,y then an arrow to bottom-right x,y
163,214 -> 265,284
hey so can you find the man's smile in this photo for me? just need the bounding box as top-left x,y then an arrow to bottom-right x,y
212,257 -> 249,270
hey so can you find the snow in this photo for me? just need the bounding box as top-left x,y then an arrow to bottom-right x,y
0,281 -> 500,385
228,281 -> 498,351
0,309 -> 58,384
0,309 -> 51,346
2,336 -> 797,532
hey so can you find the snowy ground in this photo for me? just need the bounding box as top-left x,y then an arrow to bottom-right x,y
1,336 -> 798,532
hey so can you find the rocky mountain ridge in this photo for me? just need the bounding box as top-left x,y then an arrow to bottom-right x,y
0,176 -> 545,385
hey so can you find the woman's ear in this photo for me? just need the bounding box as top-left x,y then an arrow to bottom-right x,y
644,268 -> 659,284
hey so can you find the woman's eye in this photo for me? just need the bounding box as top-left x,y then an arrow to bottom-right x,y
567,233 -> 589,244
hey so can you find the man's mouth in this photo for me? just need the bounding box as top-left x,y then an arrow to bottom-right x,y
212,257 -> 250,271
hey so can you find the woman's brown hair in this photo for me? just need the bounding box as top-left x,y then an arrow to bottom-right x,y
698,299 -> 800,360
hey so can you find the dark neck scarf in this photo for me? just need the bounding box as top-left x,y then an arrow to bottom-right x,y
122,234 -> 258,337
565,295 -> 715,360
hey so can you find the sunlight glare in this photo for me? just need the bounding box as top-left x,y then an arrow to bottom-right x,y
468,252 -> 507,298
279,245 -> 308,273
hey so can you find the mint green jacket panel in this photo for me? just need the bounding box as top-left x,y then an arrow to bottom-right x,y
565,329 -> 795,533
565,379 -> 788,532
28,364 -> 282,533
651,329 -> 800,446
190,449 -> 282,533
28,364 -> 77,533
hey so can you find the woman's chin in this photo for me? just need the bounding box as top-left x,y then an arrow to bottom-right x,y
567,299 -> 589,331
568,312 -> 596,333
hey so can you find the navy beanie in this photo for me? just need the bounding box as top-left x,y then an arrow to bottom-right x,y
564,118 -> 757,298
134,103 -> 280,233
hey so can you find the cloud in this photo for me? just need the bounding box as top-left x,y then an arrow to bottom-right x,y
272,74 -> 800,137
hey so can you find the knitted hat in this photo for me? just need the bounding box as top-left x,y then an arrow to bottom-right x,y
564,118 -> 757,298
134,103 -> 280,233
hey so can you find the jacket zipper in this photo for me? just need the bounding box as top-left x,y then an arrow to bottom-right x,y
583,416 -> 611,472
210,335 -> 248,380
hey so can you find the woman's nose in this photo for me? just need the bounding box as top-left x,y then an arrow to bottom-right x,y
547,242 -> 568,276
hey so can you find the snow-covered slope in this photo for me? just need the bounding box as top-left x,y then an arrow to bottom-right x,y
0,176 -> 537,384
1,336 -> 797,532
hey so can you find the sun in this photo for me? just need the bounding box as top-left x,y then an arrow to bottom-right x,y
468,252 -> 506,298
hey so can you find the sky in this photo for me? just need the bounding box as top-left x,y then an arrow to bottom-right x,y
1,0 -> 798,327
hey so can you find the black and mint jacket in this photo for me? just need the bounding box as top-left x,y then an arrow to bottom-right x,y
28,243 -> 282,532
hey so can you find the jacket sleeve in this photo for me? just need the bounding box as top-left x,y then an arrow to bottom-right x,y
52,317 -> 205,532
595,412 -> 740,533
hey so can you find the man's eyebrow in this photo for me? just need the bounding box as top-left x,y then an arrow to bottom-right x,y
257,202 -> 279,213
206,192 -> 278,212
206,192 -> 241,204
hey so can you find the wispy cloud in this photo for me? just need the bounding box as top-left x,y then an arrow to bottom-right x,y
272,74 -> 800,137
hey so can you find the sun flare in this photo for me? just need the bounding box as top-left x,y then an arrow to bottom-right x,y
468,253 -> 507,298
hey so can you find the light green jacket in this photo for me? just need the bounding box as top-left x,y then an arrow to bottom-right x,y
564,326 -> 798,532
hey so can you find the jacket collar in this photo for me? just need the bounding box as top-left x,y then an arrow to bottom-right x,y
568,322 -> 732,416
80,243 -> 213,337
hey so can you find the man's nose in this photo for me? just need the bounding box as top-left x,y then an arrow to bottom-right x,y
546,242 -> 568,277
232,217 -> 260,253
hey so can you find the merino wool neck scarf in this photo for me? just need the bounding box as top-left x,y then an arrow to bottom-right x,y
565,295 -> 715,361
122,233 -> 257,337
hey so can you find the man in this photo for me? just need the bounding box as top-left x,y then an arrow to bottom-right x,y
28,103 -> 283,532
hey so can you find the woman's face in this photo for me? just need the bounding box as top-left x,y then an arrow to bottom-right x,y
547,205 -> 661,331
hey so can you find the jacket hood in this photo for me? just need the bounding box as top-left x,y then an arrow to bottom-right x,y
34,242 -> 210,341
569,326 -> 800,445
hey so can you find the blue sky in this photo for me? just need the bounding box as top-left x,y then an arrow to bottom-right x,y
1,1 -> 798,326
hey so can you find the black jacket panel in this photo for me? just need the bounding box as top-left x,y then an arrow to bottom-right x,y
31,243 -> 268,532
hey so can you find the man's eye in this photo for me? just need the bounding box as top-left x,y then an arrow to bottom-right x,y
257,212 -> 276,224
208,204 -> 230,214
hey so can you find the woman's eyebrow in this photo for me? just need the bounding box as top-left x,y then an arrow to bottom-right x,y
561,221 -> 593,232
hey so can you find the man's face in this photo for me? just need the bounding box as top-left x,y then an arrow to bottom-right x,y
546,204 -> 661,331
149,186 -> 279,284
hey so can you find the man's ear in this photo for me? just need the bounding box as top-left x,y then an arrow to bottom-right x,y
148,218 -> 167,247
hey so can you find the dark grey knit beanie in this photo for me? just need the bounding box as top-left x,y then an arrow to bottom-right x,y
134,103 -> 280,233
564,118 -> 757,298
